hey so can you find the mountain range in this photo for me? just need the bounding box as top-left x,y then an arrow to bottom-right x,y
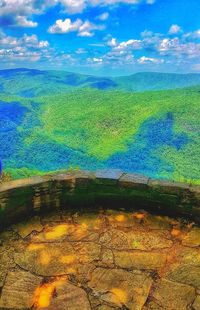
1,68 -> 200,97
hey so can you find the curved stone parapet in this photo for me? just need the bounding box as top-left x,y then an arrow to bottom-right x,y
0,169 -> 200,229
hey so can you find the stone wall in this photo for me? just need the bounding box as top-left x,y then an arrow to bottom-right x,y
0,170 -> 200,229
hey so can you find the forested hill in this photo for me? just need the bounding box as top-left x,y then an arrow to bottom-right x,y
1,68 -> 200,97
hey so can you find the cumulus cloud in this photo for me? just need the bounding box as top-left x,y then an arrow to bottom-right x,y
100,27 -> 200,69
59,0 -> 86,14
0,0 -> 156,28
96,12 -> 109,21
107,37 -> 117,47
0,31 -> 50,62
107,37 -> 142,51
183,29 -> 200,40
16,16 -> 38,27
138,56 -> 164,64
157,37 -> 200,58
0,0 -> 46,27
48,18 -> 104,36
169,24 -> 182,34
48,18 -> 82,34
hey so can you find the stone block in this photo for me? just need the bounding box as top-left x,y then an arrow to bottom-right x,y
95,169 -> 123,185
119,173 -> 149,189
149,179 -> 190,195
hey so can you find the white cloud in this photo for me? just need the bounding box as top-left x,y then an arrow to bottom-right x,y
97,12 -> 109,21
78,20 -> 101,37
114,39 -> 142,51
107,37 -> 117,47
89,0 -> 154,6
16,16 -> 38,27
0,31 -> 50,63
169,24 -> 182,34
92,57 -> 103,62
183,29 -> 200,40
0,0 -> 48,27
76,48 -> 87,54
48,18 -> 82,34
58,0 -> 156,14
0,0 -> 156,28
49,18 -> 104,37
158,38 -> 179,52
138,56 -> 164,64
107,37 -> 142,51
157,37 -> 200,58
59,0 -> 86,13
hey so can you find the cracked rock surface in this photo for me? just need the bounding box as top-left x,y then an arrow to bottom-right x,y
0,209 -> 200,310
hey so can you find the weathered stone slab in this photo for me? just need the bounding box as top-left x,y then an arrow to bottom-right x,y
119,173 -> 149,189
31,221 -> 99,243
193,295 -> 200,310
100,248 -> 114,267
51,173 -> 74,183
106,209 -> 144,228
88,267 -> 152,309
174,247 -> 200,266
99,229 -> 172,250
0,175 -> 51,192
0,269 -> 42,309
14,242 -> 78,276
182,227 -> 200,247
0,245 -> 16,287
72,242 -> 101,263
72,212 -> 106,232
33,278 -> 91,310
74,170 -> 96,188
95,169 -> 123,185
97,305 -> 115,310
152,278 -> 195,310
166,264 -> 200,289
143,214 -> 172,230
143,301 -> 164,310
114,250 -> 167,270
12,216 -> 43,238
30,223 -> 74,243
14,241 -> 100,276
149,179 -> 190,195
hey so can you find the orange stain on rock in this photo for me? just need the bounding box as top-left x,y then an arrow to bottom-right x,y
33,284 -> 54,308
60,254 -> 77,265
110,288 -> 127,304
75,223 -> 88,237
171,228 -> 181,237
28,244 -> 45,251
94,218 -> 102,229
33,278 -> 66,309
115,214 -> 126,222
133,212 -> 146,220
44,224 -> 68,240
38,250 -> 51,265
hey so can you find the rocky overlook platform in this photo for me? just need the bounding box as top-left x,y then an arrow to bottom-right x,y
0,170 -> 200,309
0,208 -> 200,310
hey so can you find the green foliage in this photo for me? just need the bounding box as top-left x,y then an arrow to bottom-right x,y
0,171 -> 12,183
1,69 -> 200,184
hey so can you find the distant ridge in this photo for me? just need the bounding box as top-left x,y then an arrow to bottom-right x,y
1,68 -> 200,97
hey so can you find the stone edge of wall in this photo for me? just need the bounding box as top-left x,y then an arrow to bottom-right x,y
0,169 -> 200,229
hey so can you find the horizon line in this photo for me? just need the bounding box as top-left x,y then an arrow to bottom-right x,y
0,67 -> 200,78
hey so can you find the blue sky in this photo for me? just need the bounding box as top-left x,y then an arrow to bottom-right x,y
1,0 -> 200,75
